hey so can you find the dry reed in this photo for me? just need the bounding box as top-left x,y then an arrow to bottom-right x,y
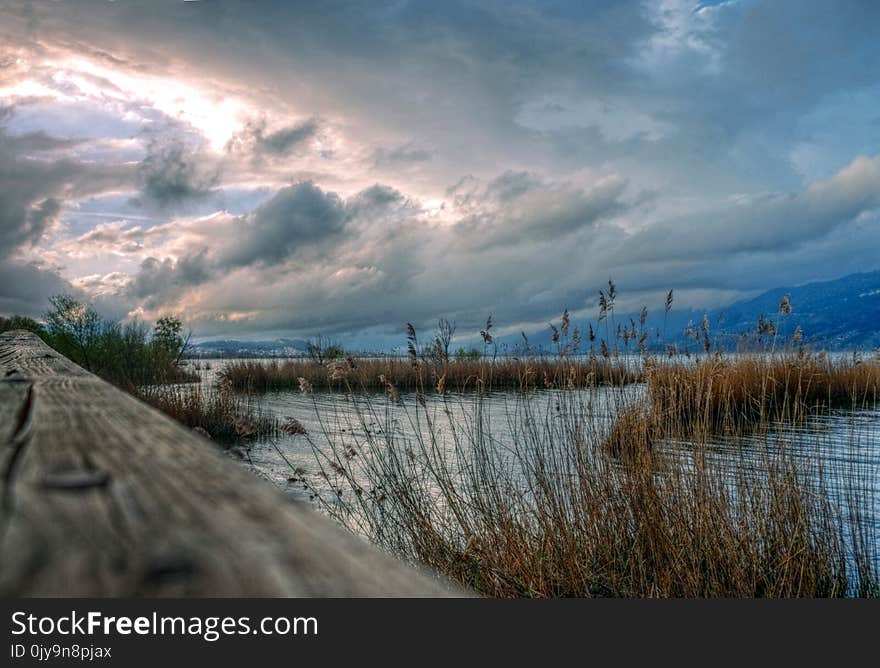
137,381 -> 278,445
297,352 -> 879,598
224,294 -> 880,596
645,353 -> 880,437
220,356 -> 641,394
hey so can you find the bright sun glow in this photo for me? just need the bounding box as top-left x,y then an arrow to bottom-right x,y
48,56 -> 253,150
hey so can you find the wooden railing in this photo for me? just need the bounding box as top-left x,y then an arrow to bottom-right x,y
0,330 -> 461,597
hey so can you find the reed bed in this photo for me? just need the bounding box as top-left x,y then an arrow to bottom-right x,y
137,382 -> 278,445
645,353 -> 880,437
296,353 -> 878,598
224,292 -> 880,596
220,356 -> 641,394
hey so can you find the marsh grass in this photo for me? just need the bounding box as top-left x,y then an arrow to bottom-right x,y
297,363 -> 877,597
138,381 -> 278,445
279,297 -> 880,598
644,353 -> 880,438
220,356 -> 641,394
205,289 -> 879,596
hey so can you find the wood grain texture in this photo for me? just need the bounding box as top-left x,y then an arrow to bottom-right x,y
0,330 -> 463,597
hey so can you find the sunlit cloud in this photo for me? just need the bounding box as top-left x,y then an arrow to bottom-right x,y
1,0 -> 879,344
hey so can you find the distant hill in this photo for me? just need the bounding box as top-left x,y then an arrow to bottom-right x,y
186,272 -> 880,357
186,337 -> 310,358
502,271 -> 880,353
698,271 -> 880,350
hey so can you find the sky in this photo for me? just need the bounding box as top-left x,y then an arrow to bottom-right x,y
2,0 -> 880,346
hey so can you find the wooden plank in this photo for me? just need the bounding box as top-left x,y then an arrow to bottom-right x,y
0,330 -> 463,597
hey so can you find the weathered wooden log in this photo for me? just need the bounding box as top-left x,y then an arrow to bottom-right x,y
0,330 -> 462,597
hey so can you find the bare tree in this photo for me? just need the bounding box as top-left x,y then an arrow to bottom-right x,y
434,318 -> 456,363
44,294 -> 102,371
307,335 -> 344,365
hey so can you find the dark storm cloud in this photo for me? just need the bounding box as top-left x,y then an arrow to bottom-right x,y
123,180 -> 414,307
129,250 -> 212,309
484,171 -> 541,202
344,184 -> 407,217
134,141 -> 220,211
220,181 -> 347,268
258,119 -> 319,155
0,259 -> 73,317
226,117 -> 320,159
0,129 -> 133,257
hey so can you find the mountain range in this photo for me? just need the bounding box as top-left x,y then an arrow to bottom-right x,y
187,271 -> 880,356
502,270 -> 880,353
187,337 -> 311,358
665,270 -> 880,351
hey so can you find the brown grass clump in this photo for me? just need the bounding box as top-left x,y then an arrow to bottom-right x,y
602,404 -> 658,461
137,382 -> 277,445
646,353 -> 880,437
220,356 -> 640,394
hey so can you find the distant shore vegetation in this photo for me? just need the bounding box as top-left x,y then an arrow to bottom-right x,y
0,294 -> 277,445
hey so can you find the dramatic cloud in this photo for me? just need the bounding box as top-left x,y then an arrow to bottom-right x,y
451,171 -> 630,249
624,154 -> 880,263
220,182 -> 346,268
1,0 -> 879,344
128,251 -> 212,309
0,258 -> 72,317
0,127 -> 132,256
134,141 -> 220,211
227,117 -> 320,158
